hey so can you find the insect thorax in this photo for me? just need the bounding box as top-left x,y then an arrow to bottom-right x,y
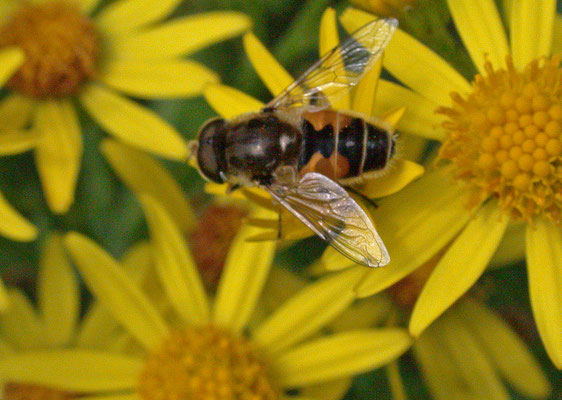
223,110 -> 304,186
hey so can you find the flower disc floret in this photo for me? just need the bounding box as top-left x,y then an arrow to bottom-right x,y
439,56 -> 562,223
0,1 -> 99,98
138,325 -> 279,400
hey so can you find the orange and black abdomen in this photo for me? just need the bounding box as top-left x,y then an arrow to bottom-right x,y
299,110 -> 395,181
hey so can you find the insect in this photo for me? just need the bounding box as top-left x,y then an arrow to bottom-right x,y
192,17 -> 398,267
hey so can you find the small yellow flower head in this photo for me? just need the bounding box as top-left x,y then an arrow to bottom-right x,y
350,0 -> 416,17
439,55 -> 562,224
138,325 -> 278,400
189,204 -> 248,290
0,1 -> 99,98
4,382 -> 75,400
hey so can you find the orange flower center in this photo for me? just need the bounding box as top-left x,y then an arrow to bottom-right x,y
3,382 -> 75,400
189,204 -> 247,291
138,325 -> 279,400
439,56 -> 562,223
0,1 -> 99,98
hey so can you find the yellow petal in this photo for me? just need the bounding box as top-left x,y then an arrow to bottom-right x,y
359,159 -> 424,198
80,84 -> 188,160
243,32 -> 294,98
352,54 -> 383,117
0,278 -> 8,311
0,94 -> 34,130
0,130 -> 39,155
336,167 -> 472,295
386,362 -> 407,400
340,9 -> 471,105
0,289 -> 45,350
204,84 -> 264,119
75,241 -> 151,350
414,316 -> 506,400
212,207 -> 277,334
110,12 -> 251,59
38,234 -> 79,347
526,219 -> 562,369
101,139 -> 196,233
139,194 -> 210,325
319,8 -> 350,110
98,59 -> 218,99
380,106 -> 405,130
300,377 -> 353,400
0,350 -> 141,392
0,47 -> 23,87
552,14 -> 562,56
328,295 -> 393,332
510,0 -> 556,69
274,328 -> 412,387
0,190 -> 37,241
252,268 -> 366,354
75,304 -> 122,351
490,222 -> 526,267
409,201 -> 508,337
437,311 -> 511,400
456,299 -> 551,398
95,0 -> 181,38
64,232 -> 168,350
0,335 -> 14,356
34,99 -> 82,214
447,0 -> 509,72
413,327 -> 474,400
374,80 -> 445,141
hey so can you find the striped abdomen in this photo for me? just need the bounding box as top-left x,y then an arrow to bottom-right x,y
298,110 -> 395,181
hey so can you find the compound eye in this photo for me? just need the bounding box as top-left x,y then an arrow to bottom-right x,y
196,118 -> 227,183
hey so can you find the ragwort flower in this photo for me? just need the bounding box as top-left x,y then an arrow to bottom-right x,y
201,7 -> 424,242
0,195 -> 412,400
0,233 -> 155,399
335,1 -> 562,368
338,295 -> 551,400
0,46 -> 38,242
0,0 -> 251,213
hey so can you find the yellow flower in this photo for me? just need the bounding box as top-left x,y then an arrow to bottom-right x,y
201,7 -> 424,242
0,195 -> 412,400
0,0 -> 251,214
0,233 -> 156,400
0,47 -> 38,243
342,295 -> 551,400
332,2 -> 562,368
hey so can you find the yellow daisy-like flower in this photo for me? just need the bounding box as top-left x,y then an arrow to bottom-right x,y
0,233 -> 156,399
0,46 -> 38,243
0,0 -> 251,214
331,2 -> 562,368
260,265 -> 551,400
346,296 -> 551,400
0,195 -> 412,400
202,7 -> 424,242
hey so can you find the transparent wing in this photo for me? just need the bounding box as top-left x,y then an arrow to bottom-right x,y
266,17 -> 397,112
266,173 -> 390,268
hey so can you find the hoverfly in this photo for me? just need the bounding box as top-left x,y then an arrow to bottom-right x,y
192,17 -> 398,267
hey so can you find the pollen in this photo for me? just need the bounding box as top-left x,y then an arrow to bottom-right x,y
3,382 -> 75,400
138,325 -> 279,400
438,56 -> 562,224
0,1 -> 99,98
